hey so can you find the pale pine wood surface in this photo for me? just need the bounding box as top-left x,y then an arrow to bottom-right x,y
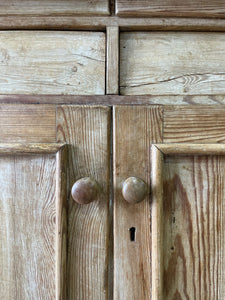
106,27 -> 119,95
0,154 -> 57,299
116,0 -> 225,17
1,16 -> 225,31
57,105 -> 110,300
113,106 -> 163,300
164,106 -> 225,143
0,31 -> 105,95
0,0 -> 109,15
2,95 -> 225,105
0,104 -> 56,142
163,155 -> 225,299
120,32 -> 225,95
151,146 -> 163,300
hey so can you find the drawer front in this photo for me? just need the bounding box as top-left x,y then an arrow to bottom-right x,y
0,31 -> 105,95
120,32 -> 225,96
116,0 -> 225,18
0,0 -> 109,16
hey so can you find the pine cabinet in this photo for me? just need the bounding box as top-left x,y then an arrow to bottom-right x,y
1,6 -> 225,299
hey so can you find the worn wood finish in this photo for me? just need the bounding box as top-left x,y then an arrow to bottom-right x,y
106,27 -> 119,95
116,0 -> 225,18
0,0 -> 109,16
151,145 -> 163,300
113,106 -> 163,300
163,155 -> 225,299
120,32 -> 225,96
57,105 -> 110,300
2,16 -> 225,31
2,95 -> 225,105
0,143 -> 65,154
0,144 -> 67,300
151,143 -> 225,299
156,143 -> 225,155
56,146 -> 67,300
164,106 -> 225,143
0,31 -> 105,95
0,104 -> 56,142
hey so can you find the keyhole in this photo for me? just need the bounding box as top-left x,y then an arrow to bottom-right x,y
129,227 -> 136,242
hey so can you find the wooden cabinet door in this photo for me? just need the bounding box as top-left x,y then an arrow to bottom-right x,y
0,104 -> 110,300
114,105 -> 225,300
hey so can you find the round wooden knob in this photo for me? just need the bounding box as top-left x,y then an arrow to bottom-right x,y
71,177 -> 99,205
122,177 -> 147,204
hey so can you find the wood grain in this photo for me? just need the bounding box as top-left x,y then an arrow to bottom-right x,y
0,148 -> 67,299
0,31 -> 105,95
116,0 -> 225,18
0,143 -> 65,154
151,145 -> 163,300
164,106 -> 225,143
163,155 -> 225,299
1,16 -> 225,31
56,146 -> 67,300
0,0 -> 109,16
0,104 -> 56,142
120,32 -> 225,95
155,144 -> 225,155
113,106 -> 163,300
2,95 -> 225,105
57,105 -> 110,300
106,27 -> 119,95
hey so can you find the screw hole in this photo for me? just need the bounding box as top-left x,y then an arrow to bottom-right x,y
129,227 -> 136,242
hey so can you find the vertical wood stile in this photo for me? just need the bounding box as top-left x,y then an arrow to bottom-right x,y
151,145 -> 163,300
113,106 -> 163,300
106,27 -> 119,95
56,146 -> 67,300
57,105 -> 110,300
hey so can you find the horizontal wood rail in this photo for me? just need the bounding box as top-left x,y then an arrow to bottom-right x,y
1,16 -> 225,31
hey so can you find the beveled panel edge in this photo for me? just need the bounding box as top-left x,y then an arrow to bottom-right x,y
0,143 -> 66,154
154,143 -> 225,155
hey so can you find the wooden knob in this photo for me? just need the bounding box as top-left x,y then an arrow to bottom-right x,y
122,177 -> 147,204
71,177 -> 99,205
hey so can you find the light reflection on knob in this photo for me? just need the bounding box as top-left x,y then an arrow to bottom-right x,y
122,177 -> 147,204
71,177 -> 99,205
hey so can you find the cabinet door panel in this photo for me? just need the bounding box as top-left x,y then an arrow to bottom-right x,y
0,144 -> 66,300
151,144 -> 225,300
0,0 -> 109,16
116,0 -> 225,18
120,32 -> 225,96
0,31 -> 105,95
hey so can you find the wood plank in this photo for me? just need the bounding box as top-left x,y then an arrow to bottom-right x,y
106,27 -> 119,95
0,146 -> 67,299
2,16 -> 225,31
151,145 -> 163,300
2,95 -> 225,105
163,155 -> 225,299
113,106 -> 163,300
0,104 -> 56,143
120,32 -> 225,96
0,0 -> 109,16
164,106 -> 225,143
116,0 -> 225,18
0,31 -> 105,95
57,105 -> 110,300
